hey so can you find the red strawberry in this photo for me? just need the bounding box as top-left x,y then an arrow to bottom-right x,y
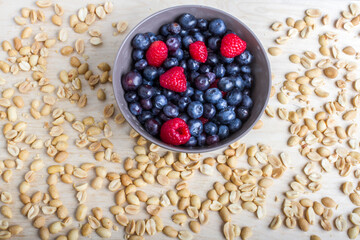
189,41 -> 208,63
160,118 -> 191,145
146,41 -> 168,67
159,66 -> 187,92
220,33 -> 247,58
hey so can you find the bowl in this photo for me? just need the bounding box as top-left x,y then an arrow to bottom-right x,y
112,5 -> 271,153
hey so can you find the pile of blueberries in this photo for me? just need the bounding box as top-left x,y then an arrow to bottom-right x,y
122,13 -> 254,147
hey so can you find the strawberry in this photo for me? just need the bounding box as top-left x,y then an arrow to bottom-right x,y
189,41 -> 208,63
159,66 -> 187,92
220,33 -> 247,58
160,118 -> 191,145
145,41 -> 168,67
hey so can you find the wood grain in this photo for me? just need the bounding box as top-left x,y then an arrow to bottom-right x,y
0,0 -> 357,239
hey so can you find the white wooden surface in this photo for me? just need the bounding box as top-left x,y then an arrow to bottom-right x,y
0,0 -> 358,239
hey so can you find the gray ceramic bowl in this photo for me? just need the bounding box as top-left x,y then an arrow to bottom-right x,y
112,5 -> 271,153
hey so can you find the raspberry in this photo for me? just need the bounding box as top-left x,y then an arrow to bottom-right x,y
159,66 -> 187,92
160,118 -> 191,145
189,41 -> 208,63
198,117 -> 208,124
145,41 -> 168,67
220,33 -> 247,58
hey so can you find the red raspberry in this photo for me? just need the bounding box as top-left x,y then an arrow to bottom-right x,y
220,33 -> 247,58
160,118 -> 191,145
159,66 -> 187,92
189,41 -> 208,63
198,117 -> 208,124
146,41 -> 168,67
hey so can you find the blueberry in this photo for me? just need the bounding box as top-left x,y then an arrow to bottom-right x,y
192,90 -> 204,102
178,113 -> 190,122
167,22 -> 181,34
140,98 -> 153,110
180,86 -> 194,97
180,29 -> 189,37
188,119 -> 203,137
178,13 -> 197,30
196,18 -> 208,30
218,77 -> 235,92
178,96 -> 191,111
205,72 -> 216,85
163,57 -> 179,69
226,63 -> 241,75
122,71 -> 142,91
129,102 -> 142,116
213,64 -> 226,78
187,59 -> 200,71
228,118 -> 242,132
193,32 -> 205,42
199,64 -> 211,74
204,88 -> 222,104
197,133 -> 206,146
162,89 -> 174,99
163,103 -> 179,118
153,87 -> 161,96
207,36 -> 221,50
166,37 -> 180,51
137,85 -> 155,99
203,103 -> 216,119
170,94 -> 181,104
159,112 -> 171,122
189,71 -> 200,82
187,101 -> 203,119
138,111 -> 152,123
132,49 -> 144,61
124,91 -> 138,103
242,73 -> 253,88
233,76 -> 244,90
226,88 -> 243,106
236,106 -> 250,120
157,67 -> 166,76
220,55 -> 234,64
204,122 -> 218,135
209,18 -> 226,36
152,107 -> 161,116
216,107 -> 236,124
216,99 -> 227,110
131,33 -> 150,50
179,59 -> 187,69
202,30 -> 212,39
206,53 -> 219,66
143,66 -> 158,81
241,95 -> 253,109
145,32 -> 157,43
184,136 -> 197,147
189,28 -> 200,34
134,59 -> 148,70
160,24 -> 170,36
243,88 -> 250,96
236,50 -> 253,65
145,118 -> 160,136
167,34 -> 181,42
142,80 -> 153,86
183,50 -> 190,59
182,35 -> 195,48
206,135 -> 220,145
156,35 -> 165,41
218,125 -> 229,139
170,48 -> 184,60
194,75 -> 210,91
153,95 -> 167,109
241,65 -> 251,74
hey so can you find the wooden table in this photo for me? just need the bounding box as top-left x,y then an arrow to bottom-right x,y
0,0 -> 357,239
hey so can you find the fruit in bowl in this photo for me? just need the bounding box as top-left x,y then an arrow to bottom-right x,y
122,13 -> 254,147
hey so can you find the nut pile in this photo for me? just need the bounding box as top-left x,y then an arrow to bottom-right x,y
0,1 -> 291,240
266,2 -> 360,239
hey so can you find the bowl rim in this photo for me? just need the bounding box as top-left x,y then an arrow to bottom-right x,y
112,4 -> 271,153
